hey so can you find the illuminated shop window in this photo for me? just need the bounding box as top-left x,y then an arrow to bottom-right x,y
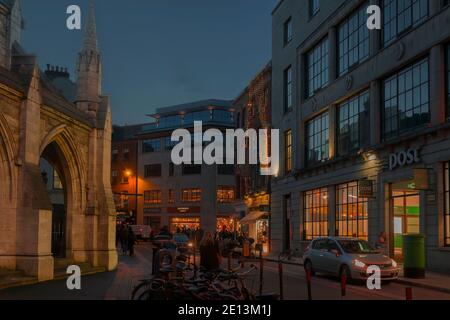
303,188 -> 329,240
182,188 -> 202,202
217,186 -> 235,203
336,181 -> 368,240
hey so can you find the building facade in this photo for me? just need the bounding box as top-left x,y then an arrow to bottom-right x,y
271,0 -> 450,273
234,63 -> 272,254
111,124 -> 142,222
0,1 -> 117,281
133,100 -> 237,233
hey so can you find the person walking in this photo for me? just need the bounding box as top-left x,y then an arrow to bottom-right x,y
199,231 -> 221,271
128,226 -> 136,257
119,223 -> 129,255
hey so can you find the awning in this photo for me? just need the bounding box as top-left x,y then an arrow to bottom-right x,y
240,211 -> 268,224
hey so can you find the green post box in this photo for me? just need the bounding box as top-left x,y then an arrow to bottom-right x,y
403,234 -> 426,279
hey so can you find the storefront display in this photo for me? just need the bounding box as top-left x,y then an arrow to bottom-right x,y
170,217 -> 200,233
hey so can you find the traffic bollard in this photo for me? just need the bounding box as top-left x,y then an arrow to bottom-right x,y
341,273 -> 347,297
405,287 -> 413,300
278,261 -> 284,300
306,269 -> 312,301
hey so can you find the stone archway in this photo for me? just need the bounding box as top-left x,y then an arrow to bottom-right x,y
0,115 -> 17,270
39,127 -> 86,262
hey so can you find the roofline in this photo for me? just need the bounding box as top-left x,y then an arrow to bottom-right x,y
271,0 -> 284,15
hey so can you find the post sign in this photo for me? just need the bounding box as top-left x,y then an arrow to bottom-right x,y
389,148 -> 420,170
359,179 -> 374,198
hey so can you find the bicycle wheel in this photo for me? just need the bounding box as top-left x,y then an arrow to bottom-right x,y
131,278 -> 164,300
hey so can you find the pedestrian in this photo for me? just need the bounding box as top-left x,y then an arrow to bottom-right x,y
128,226 -> 136,257
199,231 -> 221,271
119,223 -> 129,254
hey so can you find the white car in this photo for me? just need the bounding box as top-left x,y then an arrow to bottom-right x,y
303,237 -> 400,281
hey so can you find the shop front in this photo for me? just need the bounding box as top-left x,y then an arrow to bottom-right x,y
170,217 -> 201,233
216,216 -> 239,233
240,211 -> 269,254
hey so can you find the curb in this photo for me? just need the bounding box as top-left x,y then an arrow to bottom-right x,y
394,278 -> 450,295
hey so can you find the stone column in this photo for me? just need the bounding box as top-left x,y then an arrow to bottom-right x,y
370,80 -> 382,145
328,27 -> 337,82
369,0 -> 381,55
430,44 -> 446,126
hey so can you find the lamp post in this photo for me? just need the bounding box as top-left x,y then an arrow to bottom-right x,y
124,169 -> 138,224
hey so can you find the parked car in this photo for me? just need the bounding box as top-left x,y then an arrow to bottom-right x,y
303,237 -> 400,282
129,225 -> 152,242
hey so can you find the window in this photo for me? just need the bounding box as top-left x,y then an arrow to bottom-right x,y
144,164 -> 162,177
123,148 -> 130,160
285,130 -> 292,173
383,0 -> 428,45
306,112 -> 329,165
304,188 -> 329,240
165,136 -> 178,151
217,186 -> 235,203
144,190 -> 162,204
310,0 -> 319,17
53,169 -> 63,190
383,58 -> 430,139
169,162 -> 175,176
182,164 -> 202,175
283,195 -> 292,250
336,181 -> 368,240
184,110 -> 211,125
142,138 -> 161,153
159,115 -> 182,128
182,188 -> 202,202
445,162 -> 450,246
306,38 -> 329,98
338,3 -> 370,76
337,91 -> 370,156
284,66 -> 293,112
121,175 -> 129,184
447,44 -> 450,118
112,149 -> 118,162
284,17 -> 292,45
213,110 -> 234,123
168,189 -> 175,204
111,170 -> 118,184
218,164 -> 235,175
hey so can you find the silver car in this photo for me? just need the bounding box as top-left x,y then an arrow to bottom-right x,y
303,237 -> 400,281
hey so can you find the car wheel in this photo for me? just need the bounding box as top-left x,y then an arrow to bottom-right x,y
304,259 -> 315,276
340,265 -> 352,282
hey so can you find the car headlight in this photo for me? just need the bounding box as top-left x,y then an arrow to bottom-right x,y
353,259 -> 366,268
391,259 -> 398,268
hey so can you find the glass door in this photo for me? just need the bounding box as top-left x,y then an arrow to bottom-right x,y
391,187 -> 420,261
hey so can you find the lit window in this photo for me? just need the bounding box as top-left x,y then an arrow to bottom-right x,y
306,112 -> 329,165
144,190 -> 162,204
182,188 -> 202,202
336,181 -> 368,240
285,130 -> 292,173
383,0 -> 428,46
338,3 -> 370,76
306,38 -> 329,98
217,186 -> 235,203
53,169 -> 63,190
337,91 -> 370,156
303,188 -> 328,240
383,58 -> 430,139
168,189 -> 175,204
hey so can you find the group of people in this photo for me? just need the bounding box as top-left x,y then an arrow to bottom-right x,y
116,223 -> 137,257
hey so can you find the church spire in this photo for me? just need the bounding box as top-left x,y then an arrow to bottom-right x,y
83,0 -> 98,52
75,0 -> 102,117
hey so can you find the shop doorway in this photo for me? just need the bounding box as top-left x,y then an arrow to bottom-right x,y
391,181 -> 420,261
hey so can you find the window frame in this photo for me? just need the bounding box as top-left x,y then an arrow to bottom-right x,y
337,2 -> 370,76
284,129 -> 293,174
306,37 -> 329,98
284,66 -> 293,112
337,90 -> 370,156
446,44 -> 450,120
284,17 -> 293,46
306,112 -> 330,166
144,190 -> 162,205
144,164 -> 162,177
310,0 -> 320,17
217,186 -> 235,203
303,188 -> 329,240
181,188 -> 202,203
142,138 -> 161,153
335,181 -> 369,240
382,58 -> 430,140
445,162 -> 450,246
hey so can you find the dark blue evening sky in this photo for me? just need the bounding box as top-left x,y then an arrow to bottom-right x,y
21,0 -> 276,125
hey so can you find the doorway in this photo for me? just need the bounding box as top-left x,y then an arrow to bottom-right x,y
391,181 -> 420,261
